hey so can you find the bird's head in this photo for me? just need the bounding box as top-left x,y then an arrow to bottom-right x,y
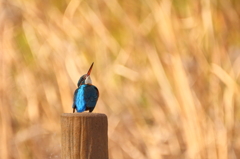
77,62 -> 94,87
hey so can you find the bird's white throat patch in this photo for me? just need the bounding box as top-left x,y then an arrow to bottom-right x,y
85,76 -> 92,84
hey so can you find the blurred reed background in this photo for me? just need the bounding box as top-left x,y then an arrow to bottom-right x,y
1,0 -> 240,158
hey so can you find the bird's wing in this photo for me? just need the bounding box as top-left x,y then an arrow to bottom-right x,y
94,85 -> 99,99
75,86 -> 87,112
84,85 -> 99,108
72,89 -> 79,108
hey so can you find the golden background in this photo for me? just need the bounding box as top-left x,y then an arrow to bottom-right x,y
1,0 -> 240,158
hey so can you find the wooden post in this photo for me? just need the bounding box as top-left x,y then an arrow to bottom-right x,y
61,113 -> 108,159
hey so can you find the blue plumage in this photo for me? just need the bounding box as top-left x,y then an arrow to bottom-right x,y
72,62 -> 99,113
73,84 -> 99,112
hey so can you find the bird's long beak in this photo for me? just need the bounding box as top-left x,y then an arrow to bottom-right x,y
87,62 -> 94,76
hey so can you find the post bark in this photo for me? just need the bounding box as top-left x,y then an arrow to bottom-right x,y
61,113 -> 108,159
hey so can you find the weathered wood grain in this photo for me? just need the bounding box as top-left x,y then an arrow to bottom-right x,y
61,113 -> 108,159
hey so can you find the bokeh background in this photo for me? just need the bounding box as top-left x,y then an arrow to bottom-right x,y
1,0 -> 240,158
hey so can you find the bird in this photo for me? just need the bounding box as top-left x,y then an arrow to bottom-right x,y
72,62 -> 99,113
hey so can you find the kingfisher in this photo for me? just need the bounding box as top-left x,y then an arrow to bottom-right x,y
72,62 -> 99,113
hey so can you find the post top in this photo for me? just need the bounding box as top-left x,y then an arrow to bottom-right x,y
61,112 -> 107,118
